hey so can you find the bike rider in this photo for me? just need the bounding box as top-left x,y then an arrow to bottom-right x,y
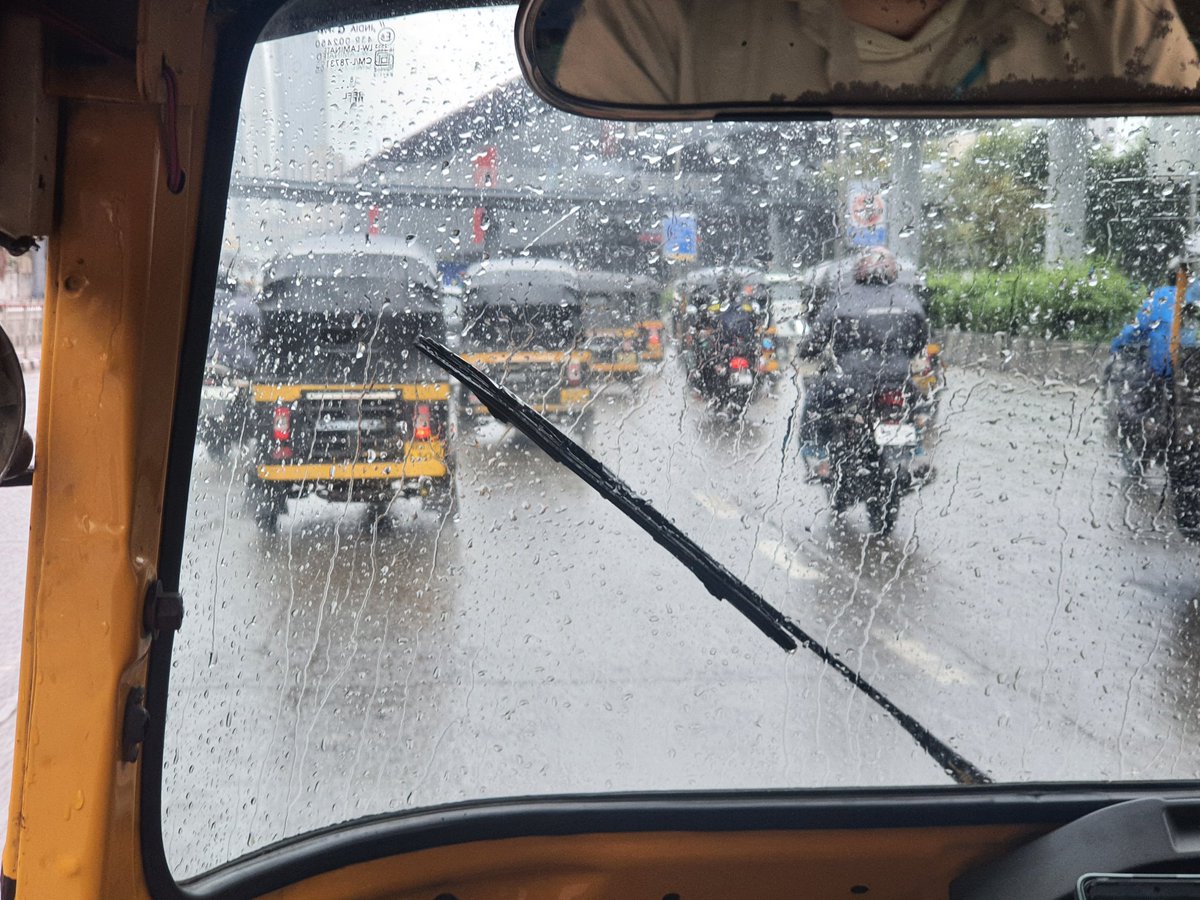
1108,259 -> 1200,471
798,246 -> 929,478
687,298 -> 722,391
1110,260 -> 1198,382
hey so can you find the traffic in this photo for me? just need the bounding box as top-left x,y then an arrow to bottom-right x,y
11,0 -> 1200,897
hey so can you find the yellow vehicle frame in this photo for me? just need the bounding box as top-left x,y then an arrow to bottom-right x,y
3,2 -> 1195,898
250,382 -> 452,481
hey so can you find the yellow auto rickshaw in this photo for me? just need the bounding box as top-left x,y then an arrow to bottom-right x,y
459,257 -> 593,420
249,236 -> 455,527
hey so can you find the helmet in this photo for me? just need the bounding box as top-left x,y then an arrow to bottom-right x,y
853,247 -> 899,285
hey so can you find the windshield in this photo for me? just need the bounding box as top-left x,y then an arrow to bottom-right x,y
166,4 -> 1200,880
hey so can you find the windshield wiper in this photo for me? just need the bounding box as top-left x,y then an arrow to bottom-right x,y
416,336 -> 990,787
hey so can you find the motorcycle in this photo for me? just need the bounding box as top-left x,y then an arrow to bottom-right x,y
1103,345 -> 1171,476
801,358 -> 925,535
692,331 -> 760,412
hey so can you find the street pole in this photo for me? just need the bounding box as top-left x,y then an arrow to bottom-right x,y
892,121 -> 923,267
1189,172 -> 1197,250
1045,119 -> 1088,265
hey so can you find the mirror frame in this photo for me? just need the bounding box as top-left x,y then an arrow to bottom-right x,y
513,0 -> 1200,121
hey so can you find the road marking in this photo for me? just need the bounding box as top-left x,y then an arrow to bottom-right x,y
889,636 -> 972,686
693,491 -> 742,521
755,538 -> 824,582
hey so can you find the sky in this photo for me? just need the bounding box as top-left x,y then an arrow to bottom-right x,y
247,6 -> 520,174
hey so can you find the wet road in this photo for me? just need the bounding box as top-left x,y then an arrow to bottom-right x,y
164,348 -> 1200,877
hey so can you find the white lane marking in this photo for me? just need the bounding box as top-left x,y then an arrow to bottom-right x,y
693,491 -> 742,521
755,538 -> 824,582
889,636 -> 973,686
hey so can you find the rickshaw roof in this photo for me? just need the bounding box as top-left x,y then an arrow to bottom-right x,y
675,265 -> 764,291
261,236 -> 440,288
577,269 -> 641,295
464,257 -> 581,305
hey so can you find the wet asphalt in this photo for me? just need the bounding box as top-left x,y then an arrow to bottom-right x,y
162,348 -> 1200,877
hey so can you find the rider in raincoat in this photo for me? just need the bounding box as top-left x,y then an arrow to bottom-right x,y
1110,274 -> 1200,380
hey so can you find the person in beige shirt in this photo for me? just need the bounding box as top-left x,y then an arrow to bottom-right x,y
554,0 -> 1200,105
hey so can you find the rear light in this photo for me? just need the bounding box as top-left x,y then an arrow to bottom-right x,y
413,404 -> 432,441
878,389 -> 906,410
729,356 -> 750,371
648,329 -> 661,346
566,361 -> 583,386
272,406 -> 292,441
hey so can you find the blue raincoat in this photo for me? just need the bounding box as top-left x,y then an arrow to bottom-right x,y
1111,283 -> 1200,378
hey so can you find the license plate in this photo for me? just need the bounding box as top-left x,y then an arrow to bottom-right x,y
874,423 -> 917,446
201,384 -> 236,402
315,419 -> 387,432
305,390 -> 397,401
617,352 -> 638,366
731,371 -> 753,387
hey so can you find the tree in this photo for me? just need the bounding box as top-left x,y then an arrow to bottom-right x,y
922,125 -> 1047,270
1086,140 -> 1189,287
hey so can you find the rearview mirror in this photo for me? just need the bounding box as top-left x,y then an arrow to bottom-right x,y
516,0 -> 1200,118
0,325 -> 33,486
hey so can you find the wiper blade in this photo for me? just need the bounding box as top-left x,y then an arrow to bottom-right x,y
416,336 -> 990,787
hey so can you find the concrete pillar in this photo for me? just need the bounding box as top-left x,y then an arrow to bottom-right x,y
1045,119 -> 1089,264
890,122 -> 923,266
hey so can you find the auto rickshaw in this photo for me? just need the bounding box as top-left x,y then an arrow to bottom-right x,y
459,257 -> 592,420
197,277 -> 261,460
248,236 -> 455,528
579,269 -> 642,380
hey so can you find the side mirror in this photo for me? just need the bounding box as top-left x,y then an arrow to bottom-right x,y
1,326 -> 33,486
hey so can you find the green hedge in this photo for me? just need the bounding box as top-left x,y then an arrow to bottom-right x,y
924,265 -> 1140,342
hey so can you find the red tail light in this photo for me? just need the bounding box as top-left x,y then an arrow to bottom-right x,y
648,329 -> 661,347
878,389 -> 905,409
413,404 -> 432,441
729,356 -> 750,371
566,361 -> 583,386
272,406 -> 292,441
